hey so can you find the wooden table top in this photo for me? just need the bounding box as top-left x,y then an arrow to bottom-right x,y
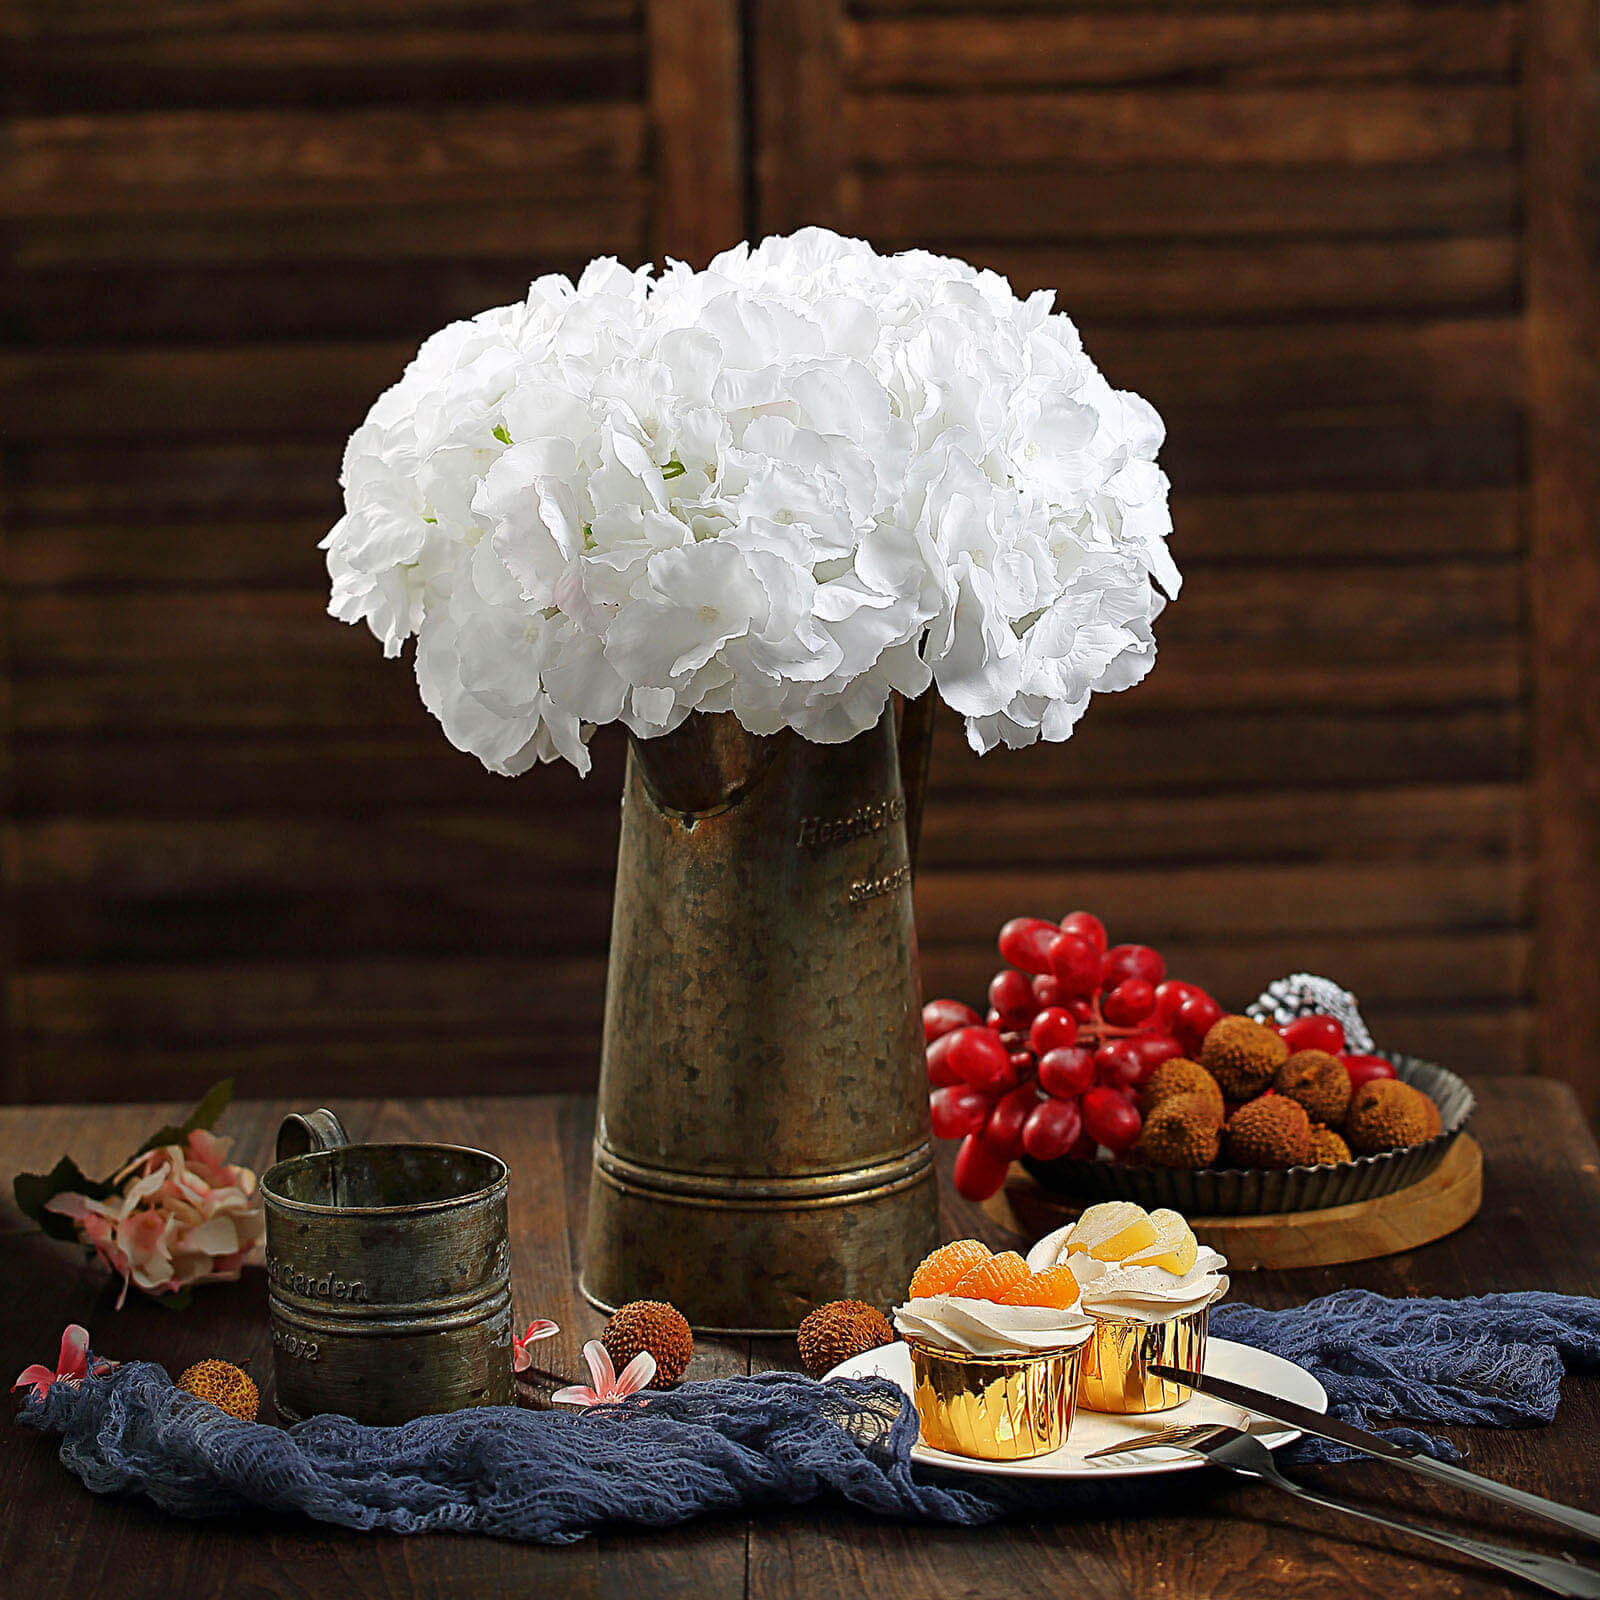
3,1080 -> 1597,1599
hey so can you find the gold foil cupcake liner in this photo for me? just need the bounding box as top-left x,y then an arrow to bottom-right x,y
1077,1304 -> 1209,1414
907,1337 -> 1085,1460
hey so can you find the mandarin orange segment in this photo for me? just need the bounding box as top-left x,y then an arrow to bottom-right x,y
996,1265 -> 1081,1310
907,1238 -> 991,1299
949,1249 -> 1030,1302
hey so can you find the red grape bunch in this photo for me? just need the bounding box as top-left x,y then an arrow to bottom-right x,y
924,911 -> 1226,1201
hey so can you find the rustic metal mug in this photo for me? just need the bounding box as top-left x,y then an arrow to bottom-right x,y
262,1111 -> 514,1425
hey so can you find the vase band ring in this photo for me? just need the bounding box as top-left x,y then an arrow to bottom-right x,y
590,1142 -> 936,1210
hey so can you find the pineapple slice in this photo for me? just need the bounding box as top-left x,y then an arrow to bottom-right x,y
1126,1208 -> 1199,1275
1065,1201 -> 1158,1263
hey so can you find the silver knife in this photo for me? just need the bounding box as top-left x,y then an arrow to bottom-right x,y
1149,1363 -> 1600,1545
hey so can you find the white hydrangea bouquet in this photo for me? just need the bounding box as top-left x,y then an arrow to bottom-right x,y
323,229 -> 1178,775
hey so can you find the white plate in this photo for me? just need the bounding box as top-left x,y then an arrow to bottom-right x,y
826,1336 -> 1327,1480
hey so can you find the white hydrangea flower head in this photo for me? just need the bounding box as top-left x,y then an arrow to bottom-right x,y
323,229 -> 1179,772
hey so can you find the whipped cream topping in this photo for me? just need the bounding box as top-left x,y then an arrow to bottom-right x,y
1026,1222 -> 1229,1321
893,1295 -> 1094,1358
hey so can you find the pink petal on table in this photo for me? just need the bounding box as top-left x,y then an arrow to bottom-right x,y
580,1339 -> 616,1394
12,1363 -> 55,1399
551,1385 -> 601,1407
511,1318 -> 560,1372
612,1351 -> 657,1398
56,1325 -> 90,1381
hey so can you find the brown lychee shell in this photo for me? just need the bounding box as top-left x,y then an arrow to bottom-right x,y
1307,1125 -> 1353,1165
1345,1078 -> 1439,1155
602,1299 -> 694,1389
1134,1093 -> 1222,1169
796,1300 -> 894,1379
1225,1093 -> 1312,1169
1200,1015 -> 1288,1100
1140,1058 -> 1224,1127
176,1359 -> 260,1422
1274,1048 -> 1352,1126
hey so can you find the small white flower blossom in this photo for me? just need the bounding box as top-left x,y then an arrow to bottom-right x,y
323,229 -> 1178,767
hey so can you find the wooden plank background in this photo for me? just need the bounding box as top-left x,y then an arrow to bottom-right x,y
2,0 -> 1596,1113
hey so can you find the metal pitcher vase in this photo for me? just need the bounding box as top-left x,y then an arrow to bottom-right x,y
580,700 -> 941,1333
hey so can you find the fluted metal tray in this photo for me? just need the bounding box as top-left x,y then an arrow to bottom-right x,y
1019,1051 -> 1475,1216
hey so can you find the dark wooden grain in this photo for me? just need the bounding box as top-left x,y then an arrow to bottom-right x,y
846,7 -> 1521,89
11,1089 -> 1585,1597
850,161 -> 1523,242
851,86 -> 1516,167
1526,0 -> 1600,1111
751,0 -> 845,231
647,0 -> 742,263
4,0 -> 1597,1114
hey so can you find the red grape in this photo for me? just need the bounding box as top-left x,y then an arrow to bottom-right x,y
1047,932 -> 1102,998
997,917 -> 1061,977
1131,1033 -> 1185,1083
946,1027 -> 1016,1094
1082,1087 -> 1142,1152
1028,1006 -> 1079,1056
1008,1048 -> 1036,1079
1284,1014 -> 1346,1055
923,998 -> 982,1043
1065,1128 -> 1099,1162
1022,1096 -> 1083,1161
953,1132 -> 1011,1201
985,1008 -> 1003,1028
1058,910 -> 1108,954
926,1031 -> 961,1088
1102,978 -> 1157,1028
982,1085 -> 1039,1161
1343,1053 -> 1397,1090
1093,1039 -> 1145,1091
1038,1044 -> 1095,1099
1102,943 -> 1165,990
989,968 -> 1036,1022
1172,992 -> 1224,1050
1066,996 -> 1096,1025
1031,974 -> 1062,1008
1154,980 -> 1204,1028
930,1085 -> 992,1140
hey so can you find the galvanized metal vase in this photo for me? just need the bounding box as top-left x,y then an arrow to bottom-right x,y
581,702 -> 940,1333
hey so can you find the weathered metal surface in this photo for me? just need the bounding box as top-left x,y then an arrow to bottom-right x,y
581,706 -> 940,1333
263,1130 -> 514,1425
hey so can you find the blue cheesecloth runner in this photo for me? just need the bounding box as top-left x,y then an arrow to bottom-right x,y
14,1290 -> 1600,1544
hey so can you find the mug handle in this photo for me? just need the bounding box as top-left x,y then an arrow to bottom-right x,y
276,1108 -> 350,1164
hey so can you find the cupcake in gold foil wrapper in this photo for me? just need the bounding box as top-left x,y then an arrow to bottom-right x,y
895,1240 -> 1096,1461
1023,1202 -> 1230,1416
907,1337 -> 1085,1460
1078,1303 -> 1210,1415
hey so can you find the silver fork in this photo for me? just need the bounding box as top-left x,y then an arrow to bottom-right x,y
1089,1425 -> 1600,1599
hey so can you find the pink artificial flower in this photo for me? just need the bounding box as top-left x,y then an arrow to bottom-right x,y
512,1318 -> 560,1373
13,1324 -> 100,1399
552,1339 -> 655,1409
45,1129 -> 265,1308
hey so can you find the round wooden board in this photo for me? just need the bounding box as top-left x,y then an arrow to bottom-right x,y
981,1136 -> 1483,1270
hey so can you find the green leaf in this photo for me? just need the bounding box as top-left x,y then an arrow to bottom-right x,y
131,1078 -> 235,1161
492,424 -> 513,446
13,1156 -> 116,1241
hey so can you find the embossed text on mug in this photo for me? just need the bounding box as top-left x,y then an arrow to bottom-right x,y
268,1253 -> 367,1303
797,796 -> 905,852
848,862 -> 912,905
